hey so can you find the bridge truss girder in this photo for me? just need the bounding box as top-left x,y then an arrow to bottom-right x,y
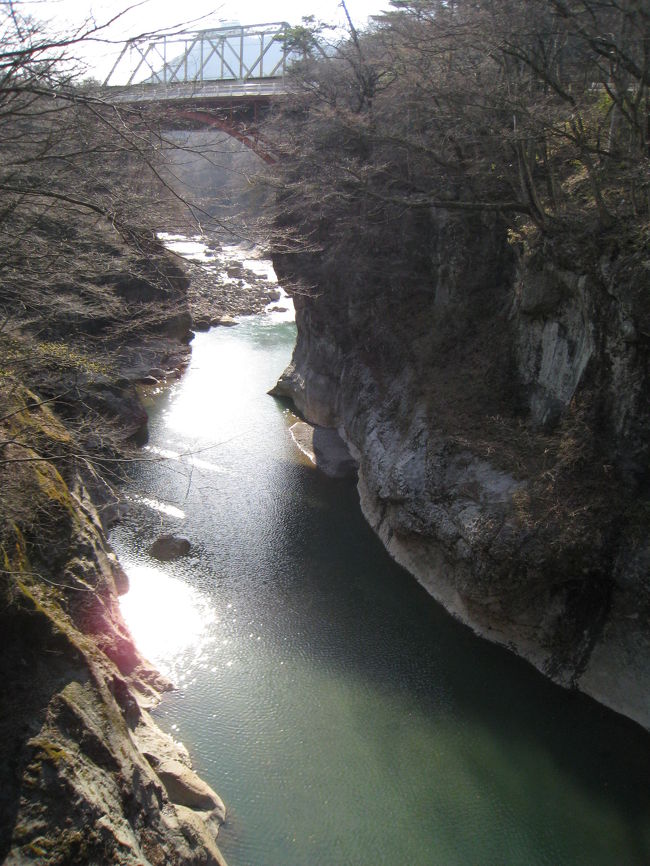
104,22 -> 292,87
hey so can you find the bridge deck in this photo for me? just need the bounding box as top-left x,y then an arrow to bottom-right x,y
104,78 -> 289,105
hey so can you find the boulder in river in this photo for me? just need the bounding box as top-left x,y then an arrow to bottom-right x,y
289,421 -> 358,479
214,315 -> 238,327
148,534 -> 191,561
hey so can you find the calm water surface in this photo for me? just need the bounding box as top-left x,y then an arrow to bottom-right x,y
111,265 -> 650,866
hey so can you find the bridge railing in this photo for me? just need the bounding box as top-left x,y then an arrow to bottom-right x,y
104,22 -> 294,88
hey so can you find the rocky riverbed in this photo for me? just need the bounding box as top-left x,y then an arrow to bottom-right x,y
161,234 -> 282,332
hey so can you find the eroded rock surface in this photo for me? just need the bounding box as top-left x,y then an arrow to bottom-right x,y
282,419 -> 358,478
155,760 -> 226,817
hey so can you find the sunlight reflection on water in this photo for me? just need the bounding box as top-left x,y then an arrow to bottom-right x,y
119,562 -> 215,684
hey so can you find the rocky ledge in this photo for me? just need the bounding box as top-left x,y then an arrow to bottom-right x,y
271,416 -> 358,479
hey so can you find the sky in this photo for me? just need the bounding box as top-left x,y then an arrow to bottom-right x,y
31,0 -> 393,79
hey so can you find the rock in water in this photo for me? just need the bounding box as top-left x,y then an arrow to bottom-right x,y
148,534 -> 191,561
156,759 -> 226,817
289,420 -> 358,478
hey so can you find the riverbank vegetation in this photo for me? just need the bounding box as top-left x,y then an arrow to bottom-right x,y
269,0 -> 649,483
0,4 -> 236,860
273,0 -> 648,244
0,1 -> 202,509
0,1 -> 188,842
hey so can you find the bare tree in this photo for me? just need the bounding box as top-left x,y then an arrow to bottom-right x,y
0,2 -> 210,500
267,0 -> 648,252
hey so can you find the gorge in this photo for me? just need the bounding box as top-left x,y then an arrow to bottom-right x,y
1,0 -> 649,862
111,245 -> 650,866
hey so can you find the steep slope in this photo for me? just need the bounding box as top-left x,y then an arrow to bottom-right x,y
0,388 -> 228,865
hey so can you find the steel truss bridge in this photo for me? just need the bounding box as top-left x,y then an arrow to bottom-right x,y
103,22 -> 296,161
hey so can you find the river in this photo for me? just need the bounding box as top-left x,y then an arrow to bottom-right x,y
110,242 -> 650,866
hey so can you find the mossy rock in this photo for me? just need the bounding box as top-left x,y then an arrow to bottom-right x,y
29,738 -> 69,767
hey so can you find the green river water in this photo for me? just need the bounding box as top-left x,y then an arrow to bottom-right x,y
110,272 -> 650,866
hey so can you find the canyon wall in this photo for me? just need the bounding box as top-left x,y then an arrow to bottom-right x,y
272,212 -> 650,730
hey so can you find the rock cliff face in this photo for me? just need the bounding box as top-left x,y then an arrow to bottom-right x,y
272,213 -> 650,730
0,405 -> 228,863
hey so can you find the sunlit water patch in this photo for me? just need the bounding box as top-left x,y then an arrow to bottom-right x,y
144,444 -> 236,476
119,562 -> 214,684
130,495 -> 186,520
157,232 -> 216,263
